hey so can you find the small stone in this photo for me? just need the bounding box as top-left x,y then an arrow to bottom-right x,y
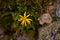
48,6 -> 55,11
46,2 -> 56,17
38,13 -> 52,25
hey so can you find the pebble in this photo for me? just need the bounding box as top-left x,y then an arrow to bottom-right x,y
38,13 -> 52,25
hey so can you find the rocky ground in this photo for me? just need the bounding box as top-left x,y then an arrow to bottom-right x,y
38,20 -> 60,40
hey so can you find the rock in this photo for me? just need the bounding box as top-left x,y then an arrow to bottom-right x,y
38,20 -> 60,40
17,32 -> 27,40
17,32 -> 35,40
0,28 -> 4,40
38,13 -> 52,25
46,1 -> 57,17
56,4 -> 60,17
55,33 -> 60,40
48,5 -> 55,17
11,30 -> 21,40
11,30 -> 35,40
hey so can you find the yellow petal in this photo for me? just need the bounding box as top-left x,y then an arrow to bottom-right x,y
24,11 -> 26,17
19,15 -> 23,18
18,18 -> 23,21
25,21 -> 27,26
21,20 -> 25,25
27,14 -> 30,17
26,19 -> 30,24
28,18 -> 32,21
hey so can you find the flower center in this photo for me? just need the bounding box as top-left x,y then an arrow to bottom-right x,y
23,17 -> 27,20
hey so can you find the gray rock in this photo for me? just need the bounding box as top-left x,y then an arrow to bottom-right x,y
56,0 -> 60,17
56,4 -> 60,17
38,20 -> 60,40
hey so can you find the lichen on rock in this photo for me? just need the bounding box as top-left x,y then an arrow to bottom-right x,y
38,20 -> 60,40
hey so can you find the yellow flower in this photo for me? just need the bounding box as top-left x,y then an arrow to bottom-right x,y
18,11 -> 32,26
